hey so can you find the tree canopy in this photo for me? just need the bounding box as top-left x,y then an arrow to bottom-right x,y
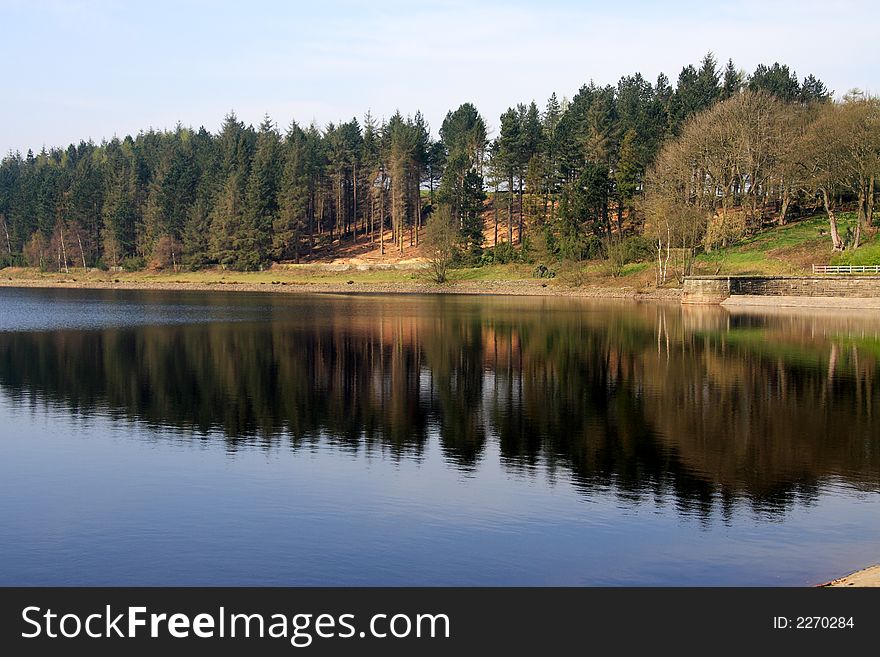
1,53 -> 854,276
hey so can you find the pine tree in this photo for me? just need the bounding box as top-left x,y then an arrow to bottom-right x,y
495,108 -> 520,244
209,113 -> 255,268
275,122 -> 311,262
517,101 -> 543,241
240,116 -> 281,269
799,74 -> 831,104
748,63 -> 801,102
438,104 -> 487,253
721,59 -> 743,99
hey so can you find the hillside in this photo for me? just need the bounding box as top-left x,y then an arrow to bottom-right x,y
291,196 -> 523,266
691,212 -> 876,277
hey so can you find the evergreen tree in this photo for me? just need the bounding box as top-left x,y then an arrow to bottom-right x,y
438,103 -> 487,255
558,161 -> 610,257
209,113 -> 255,268
748,63 -> 801,102
494,108 -> 520,244
240,116 -> 281,269
517,101 -> 543,239
669,54 -> 720,133
721,58 -> 743,99
275,122 -> 313,262
800,74 -> 831,104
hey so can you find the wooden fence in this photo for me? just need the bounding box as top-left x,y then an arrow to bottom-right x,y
812,265 -> 880,274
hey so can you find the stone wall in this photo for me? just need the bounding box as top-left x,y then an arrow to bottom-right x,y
682,276 -> 880,304
681,277 -> 731,304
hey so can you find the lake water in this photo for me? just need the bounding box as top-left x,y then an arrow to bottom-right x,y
0,287 -> 878,586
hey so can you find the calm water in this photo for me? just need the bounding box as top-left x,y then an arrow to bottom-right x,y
0,287 -> 878,586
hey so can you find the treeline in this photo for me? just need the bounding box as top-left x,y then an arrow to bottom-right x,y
645,89 -> 880,283
0,54 -> 835,272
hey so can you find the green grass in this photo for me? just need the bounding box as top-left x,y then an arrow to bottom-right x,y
691,213 -> 863,276
736,215 -> 844,250
618,262 -> 649,277
447,264 -> 534,281
830,235 -> 880,266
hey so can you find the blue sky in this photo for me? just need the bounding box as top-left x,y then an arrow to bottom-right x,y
2,0 -> 877,153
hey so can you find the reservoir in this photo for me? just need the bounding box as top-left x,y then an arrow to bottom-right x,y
0,287 -> 878,585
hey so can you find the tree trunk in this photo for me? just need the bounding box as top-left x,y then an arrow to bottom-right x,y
778,186 -> 790,226
309,192 -> 315,254
380,172 -> 385,256
59,225 -> 69,274
353,164 -> 358,243
541,177 -> 550,226
337,173 -> 343,242
518,176 -> 524,246
821,188 -> 844,251
857,183 -> 867,229
656,239 -> 663,286
0,215 -> 11,256
868,174 -> 876,229
77,231 -> 87,270
602,197 -> 612,243
507,175 -> 514,245
493,183 -> 499,247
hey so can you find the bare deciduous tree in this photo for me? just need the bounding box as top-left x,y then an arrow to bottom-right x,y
424,205 -> 458,284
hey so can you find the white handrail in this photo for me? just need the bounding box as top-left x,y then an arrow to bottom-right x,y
813,264 -> 880,274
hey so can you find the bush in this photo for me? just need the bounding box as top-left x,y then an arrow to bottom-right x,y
533,263 -> 556,279
149,235 -> 184,271
556,263 -> 587,287
122,256 -> 146,272
606,235 -> 654,277
480,238 -> 533,266
494,241 -> 520,264
557,231 -> 602,261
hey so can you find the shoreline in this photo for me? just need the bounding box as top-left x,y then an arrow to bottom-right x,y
0,274 -> 682,301
821,565 -> 880,587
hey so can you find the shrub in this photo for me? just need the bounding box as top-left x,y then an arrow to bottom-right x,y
556,262 -> 587,287
533,263 -> 556,279
149,235 -> 183,271
480,238 -> 533,266
606,235 -> 654,277
122,256 -> 146,272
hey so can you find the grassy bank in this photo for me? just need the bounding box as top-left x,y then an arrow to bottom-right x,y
0,262 -> 537,288
0,262 -> 678,300
2,212 -> 877,297
692,212 -> 877,276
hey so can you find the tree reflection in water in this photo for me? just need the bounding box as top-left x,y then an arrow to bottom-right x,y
1,294 -> 878,519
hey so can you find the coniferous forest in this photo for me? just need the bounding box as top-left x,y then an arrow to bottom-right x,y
3,53 -> 875,276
